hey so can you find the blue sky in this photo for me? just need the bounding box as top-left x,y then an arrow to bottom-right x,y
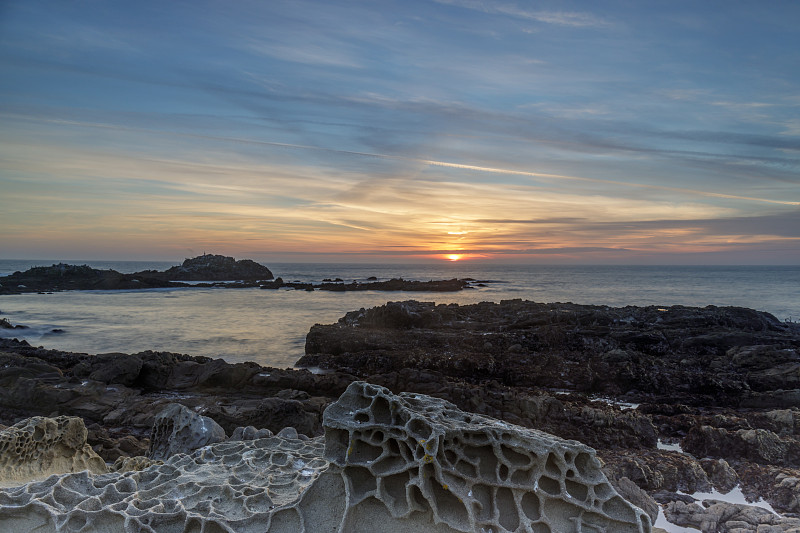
1,0 -> 798,263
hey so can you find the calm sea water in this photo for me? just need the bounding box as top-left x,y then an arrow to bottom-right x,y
1,260 -> 798,369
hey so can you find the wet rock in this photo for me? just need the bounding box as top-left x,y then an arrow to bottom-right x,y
0,318 -> 28,330
702,458 -> 740,493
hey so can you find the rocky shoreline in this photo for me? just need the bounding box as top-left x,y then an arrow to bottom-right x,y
1,300 -> 800,531
0,255 -> 474,294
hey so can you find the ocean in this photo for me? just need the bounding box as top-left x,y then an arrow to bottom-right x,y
1,260 -> 798,369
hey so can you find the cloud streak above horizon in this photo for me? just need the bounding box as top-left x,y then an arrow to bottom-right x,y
0,0 -> 799,264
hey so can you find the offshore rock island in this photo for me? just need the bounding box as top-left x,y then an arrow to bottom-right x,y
1,300 -> 800,531
0,255 -> 274,294
0,254 -> 472,294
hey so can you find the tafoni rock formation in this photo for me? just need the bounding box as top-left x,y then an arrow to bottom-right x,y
0,416 -> 107,487
0,382 -> 650,532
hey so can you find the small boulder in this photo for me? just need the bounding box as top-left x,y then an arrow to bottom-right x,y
147,403 -> 226,461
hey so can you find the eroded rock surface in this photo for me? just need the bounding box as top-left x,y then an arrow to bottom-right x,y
324,381 -> 651,532
0,416 -> 107,486
0,382 -> 651,532
0,435 -> 327,532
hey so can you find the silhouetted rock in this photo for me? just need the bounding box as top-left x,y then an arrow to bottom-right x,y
0,318 -> 27,330
152,254 -> 273,281
0,255 -> 274,293
260,278 -> 470,292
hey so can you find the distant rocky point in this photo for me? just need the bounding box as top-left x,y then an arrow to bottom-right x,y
138,254 -> 274,282
0,255 -> 474,294
261,277 -> 470,292
0,254 -> 273,294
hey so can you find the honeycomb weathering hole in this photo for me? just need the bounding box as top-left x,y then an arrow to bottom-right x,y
322,382 -> 650,532
0,382 -> 650,533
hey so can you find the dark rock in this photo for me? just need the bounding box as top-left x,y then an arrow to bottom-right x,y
0,255 -> 275,294
652,491 -> 696,504
0,263 -> 181,294
147,403 -> 226,460
267,279 -> 471,292
300,300 -> 800,408
0,318 -> 28,329
154,254 -> 273,281
682,425 -> 800,467
602,448 -> 712,493
701,458 -> 739,492
72,353 -> 143,386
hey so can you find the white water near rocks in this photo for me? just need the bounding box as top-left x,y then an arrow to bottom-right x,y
1,261 -> 798,368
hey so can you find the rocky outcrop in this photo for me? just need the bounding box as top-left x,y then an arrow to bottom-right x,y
3,298 -> 800,531
0,382 -> 651,532
147,403 -> 227,461
0,263 -> 178,294
0,434 -> 329,532
0,339 -> 350,457
301,300 -> 800,408
149,254 -> 273,281
324,381 -> 651,532
0,416 -> 107,485
0,317 -> 28,330
0,258 -> 475,294
0,255 -> 274,294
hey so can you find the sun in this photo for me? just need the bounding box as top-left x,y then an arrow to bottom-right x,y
447,254 -> 463,261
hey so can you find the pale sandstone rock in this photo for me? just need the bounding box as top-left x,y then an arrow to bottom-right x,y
0,416 -> 107,486
0,382 -> 651,532
111,455 -> 162,473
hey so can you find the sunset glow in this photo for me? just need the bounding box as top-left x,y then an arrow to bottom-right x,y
0,2 -> 797,264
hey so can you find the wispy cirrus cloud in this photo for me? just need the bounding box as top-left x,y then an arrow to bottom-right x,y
245,39 -> 363,68
432,0 -> 610,28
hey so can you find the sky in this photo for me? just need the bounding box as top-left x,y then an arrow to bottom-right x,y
0,0 -> 798,264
